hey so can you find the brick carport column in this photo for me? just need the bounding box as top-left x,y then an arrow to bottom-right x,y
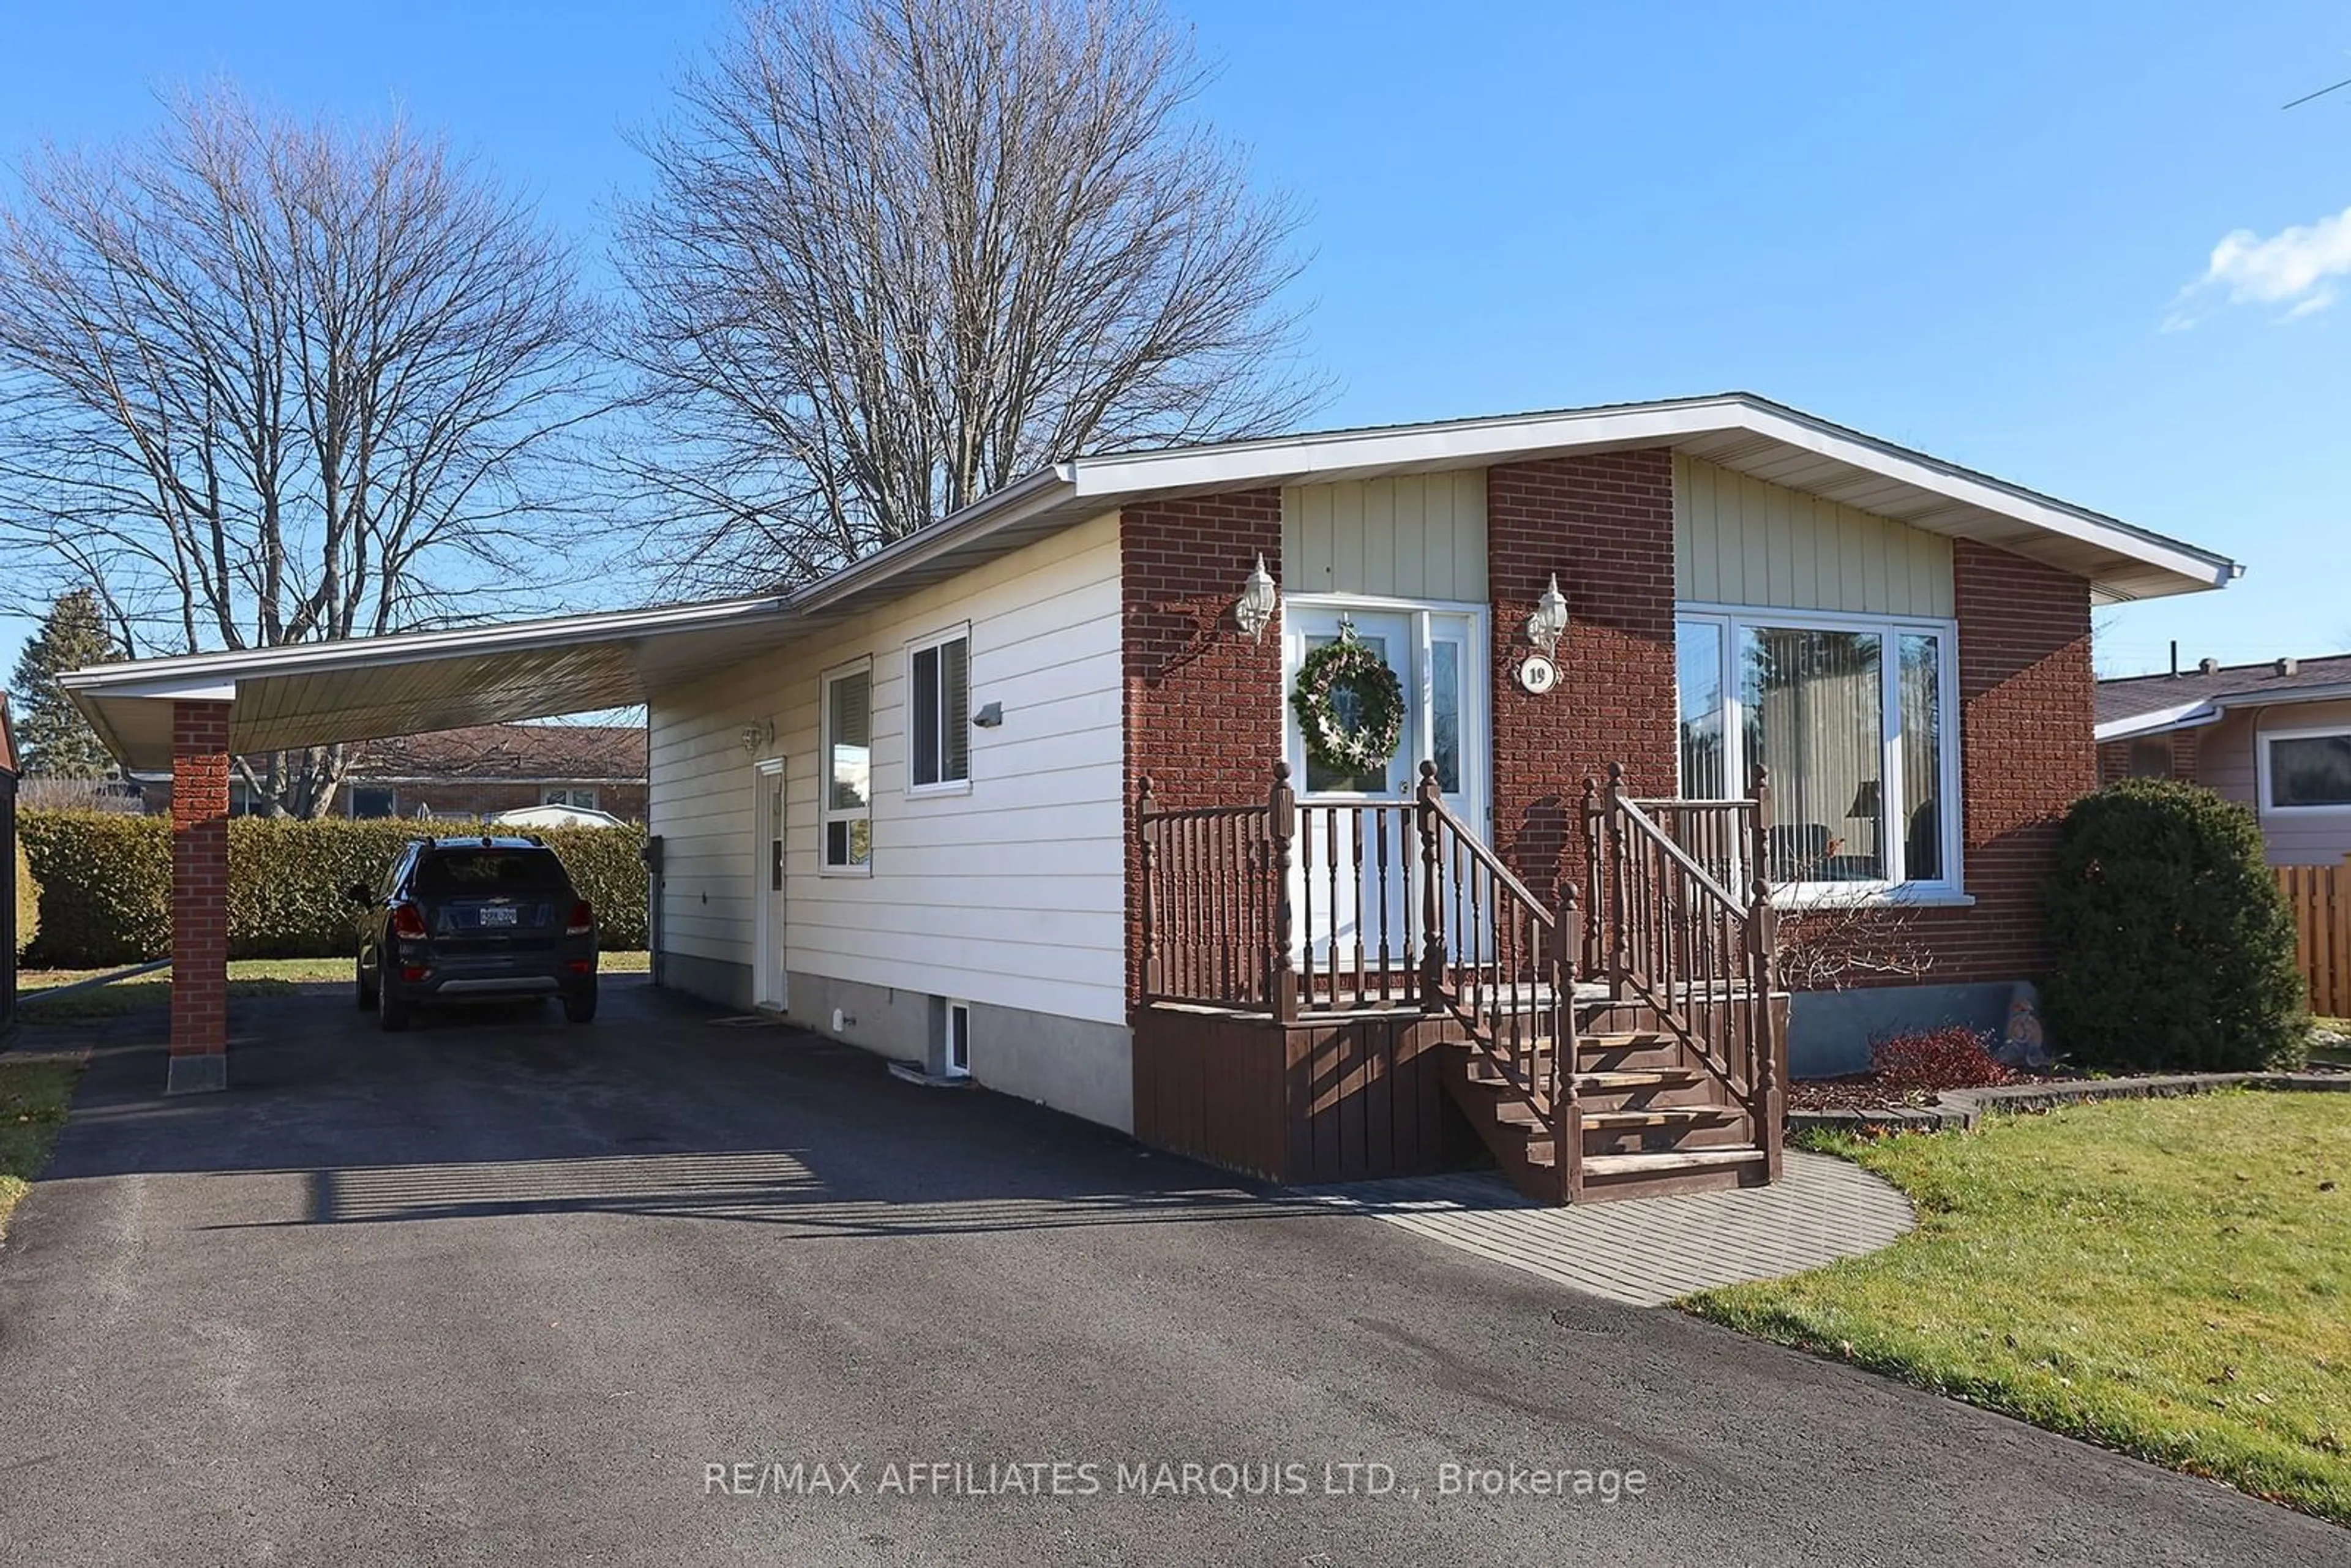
167,699 -> 232,1094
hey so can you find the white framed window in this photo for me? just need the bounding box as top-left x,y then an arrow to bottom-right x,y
1676,604 -> 1962,900
2259,726 -> 2351,812
943,999 -> 972,1077
820,661 -> 873,872
907,625 -> 972,794
542,787 -> 600,809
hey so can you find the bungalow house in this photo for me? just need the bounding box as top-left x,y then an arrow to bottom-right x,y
59,394 -> 2240,1203
2098,653 -> 2351,864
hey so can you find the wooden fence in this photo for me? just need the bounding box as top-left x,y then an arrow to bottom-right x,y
2277,861 -> 2351,1018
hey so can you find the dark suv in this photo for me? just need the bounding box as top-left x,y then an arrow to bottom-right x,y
350,836 -> 599,1030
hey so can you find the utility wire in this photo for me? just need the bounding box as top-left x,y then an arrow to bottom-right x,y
2282,76 -> 2351,110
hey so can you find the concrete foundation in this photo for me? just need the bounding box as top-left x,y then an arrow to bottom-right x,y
654,953 -> 1133,1133
1787,981 -> 2017,1078
164,1053 -> 227,1095
658,951 -> 753,1012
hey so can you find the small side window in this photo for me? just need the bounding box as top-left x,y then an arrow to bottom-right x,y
908,628 -> 972,792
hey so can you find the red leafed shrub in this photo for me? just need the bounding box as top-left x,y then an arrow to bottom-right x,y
1869,1026 -> 2014,1090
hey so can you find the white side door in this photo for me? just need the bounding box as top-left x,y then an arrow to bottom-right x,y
752,759 -> 788,1010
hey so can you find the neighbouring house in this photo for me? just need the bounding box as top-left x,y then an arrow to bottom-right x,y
133,722 -> 647,821
2098,653 -> 2351,865
59,394 -> 2241,1202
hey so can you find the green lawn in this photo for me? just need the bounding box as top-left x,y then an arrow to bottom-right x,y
0,1052 -> 85,1242
19,951 -> 653,1022
1687,1092 -> 2351,1525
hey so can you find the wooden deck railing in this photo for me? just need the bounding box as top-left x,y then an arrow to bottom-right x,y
1586,763 -> 1783,1180
1136,778 -> 1281,1010
1412,762 -> 1578,1194
1136,758 -> 1783,1191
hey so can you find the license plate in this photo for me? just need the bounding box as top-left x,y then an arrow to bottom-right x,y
479,906 -> 519,928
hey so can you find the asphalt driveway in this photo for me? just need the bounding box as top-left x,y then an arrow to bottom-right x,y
0,980 -> 2342,1566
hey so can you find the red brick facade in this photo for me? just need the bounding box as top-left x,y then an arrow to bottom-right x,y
1487,451 -> 1680,908
2096,727 -> 2197,786
169,700 -> 231,1059
1114,456 -> 2098,1005
1892,539 -> 2095,983
1119,490 -> 1286,1007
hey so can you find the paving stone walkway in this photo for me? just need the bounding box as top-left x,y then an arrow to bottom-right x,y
1297,1150 -> 1914,1306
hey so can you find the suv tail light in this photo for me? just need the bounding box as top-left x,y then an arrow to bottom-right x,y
390,902 -> 429,940
566,899 -> 594,937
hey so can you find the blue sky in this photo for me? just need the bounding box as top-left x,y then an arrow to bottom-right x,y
1,0 -> 2344,678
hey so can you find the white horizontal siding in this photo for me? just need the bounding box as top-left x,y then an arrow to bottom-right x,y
1676,454 -> 1953,617
647,511 -> 1127,1026
1283,471 -> 1487,601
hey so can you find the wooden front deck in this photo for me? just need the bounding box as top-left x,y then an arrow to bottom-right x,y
1135,763 -> 1788,1205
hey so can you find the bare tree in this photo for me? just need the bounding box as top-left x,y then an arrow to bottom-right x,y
0,88 -> 610,816
615,0 -> 1319,591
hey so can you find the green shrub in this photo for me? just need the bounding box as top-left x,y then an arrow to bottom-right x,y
2044,780 -> 2306,1072
22,809 -> 647,967
14,834 -> 40,958
22,811 -> 170,967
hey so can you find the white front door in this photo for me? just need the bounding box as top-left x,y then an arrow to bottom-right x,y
752,759 -> 788,1010
1283,599 -> 1488,974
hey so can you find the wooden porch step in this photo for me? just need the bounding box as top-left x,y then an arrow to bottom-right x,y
1457,1056 -> 1554,1090
1580,1146 -> 1766,1179
1578,1106 -> 1739,1130
1570,1068 -> 1702,1092
1579,1030 -> 1668,1052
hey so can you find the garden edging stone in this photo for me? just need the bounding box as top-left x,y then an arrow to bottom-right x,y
1787,1070 -> 2351,1136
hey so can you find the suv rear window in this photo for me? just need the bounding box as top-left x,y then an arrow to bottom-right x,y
414,849 -> 570,896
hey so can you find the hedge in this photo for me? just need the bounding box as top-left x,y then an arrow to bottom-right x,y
15,836 -> 39,958
2043,779 -> 2307,1073
21,811 -> 648,968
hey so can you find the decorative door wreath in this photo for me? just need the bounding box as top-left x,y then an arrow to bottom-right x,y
1291,621 -> 1406,775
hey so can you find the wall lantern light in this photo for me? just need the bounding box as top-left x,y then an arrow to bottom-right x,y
1234,553 -> 1278,642
740,720 -> 773,755
1526,572 -> 1570,658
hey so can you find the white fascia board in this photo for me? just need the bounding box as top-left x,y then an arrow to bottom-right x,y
1065,399 -> 1740,495
782,465 -> 1079,617
1725,402 -> 2238,595
57,595 -> 788,693
77,677 -> 238,703
1065,395 -> 2239,598
2094,702 -> 2217,743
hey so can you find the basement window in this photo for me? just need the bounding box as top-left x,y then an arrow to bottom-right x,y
943,1000 -> 972,1078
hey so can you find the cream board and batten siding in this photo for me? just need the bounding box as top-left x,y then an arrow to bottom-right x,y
1282,472 -> 1488,600
2197,700 -> 2351,866
1674,455 -> 1954,617
647,510 -> 1127,1025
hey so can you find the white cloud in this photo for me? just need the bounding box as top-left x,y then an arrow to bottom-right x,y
2167,204 -> 2351,328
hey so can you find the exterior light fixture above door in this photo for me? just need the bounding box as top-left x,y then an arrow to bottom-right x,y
1234,553 -> 1278,642
1526,573 -> 1569,658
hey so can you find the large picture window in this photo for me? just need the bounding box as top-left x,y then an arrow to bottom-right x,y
1676,609 -> 1958,895
2261,728 -> 2351,810
821,663 -> 872,871
907,628 -> 971,792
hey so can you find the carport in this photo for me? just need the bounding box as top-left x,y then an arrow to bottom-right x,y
61,596 -> 801,1091
55,468 -> 1097,1091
